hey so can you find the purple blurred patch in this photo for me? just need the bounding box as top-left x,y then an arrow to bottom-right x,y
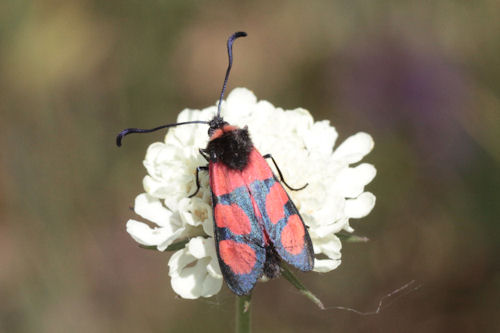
332,34 -> 471,167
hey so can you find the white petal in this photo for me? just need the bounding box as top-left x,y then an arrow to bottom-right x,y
304,120 -> 338,155
173,126 -> 196,146
142,175 -> 169,198
318,235 -> 342,258
187,237 -> 209,259
206,257 -> 222,279
332,132 -> 374,164
201,274 -> 223,297
168,247 -> 222,299
168,251 -> 200,299
287,108 -> 314,131
225,87 -> 257,119
310,221 -> 345,238
313,258 -> 341,272
335,163 -> 377,198
306,194 -> 345,229
234,100 -> 275,131
201,214 -> 214,237
134,193 -> 172,227
178,197 -> 212,228
126,220 -> 184,250
143,175 -> 191,211
157,230 -> 186,251
172,259 -> 207,299
168,248 -> 194,274
144,142 -> 169,166
344,192 -> 376,219
176,108 -> 202,123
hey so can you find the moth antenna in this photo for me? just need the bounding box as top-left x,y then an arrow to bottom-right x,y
116,120 -> 209,147
217,31 -> 247,118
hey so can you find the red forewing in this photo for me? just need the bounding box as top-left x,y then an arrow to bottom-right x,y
244,149 -> 314,271
209,159 -> 266,296
209,148 -> 314,296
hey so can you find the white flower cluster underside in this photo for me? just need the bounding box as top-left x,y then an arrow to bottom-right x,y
126,88 -> 376,299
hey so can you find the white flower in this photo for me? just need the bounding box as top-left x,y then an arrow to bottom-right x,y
168,237 -> 223,299
126,87 -> 376,298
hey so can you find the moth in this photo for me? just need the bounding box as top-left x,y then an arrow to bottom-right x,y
117,32 -> 314,295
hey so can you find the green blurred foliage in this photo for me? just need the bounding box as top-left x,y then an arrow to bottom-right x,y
0,0 -> 498,332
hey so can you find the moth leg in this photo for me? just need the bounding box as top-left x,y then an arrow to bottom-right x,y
188,166 -> 209,198
199,148 -> 210,162
263,154 -> 308,191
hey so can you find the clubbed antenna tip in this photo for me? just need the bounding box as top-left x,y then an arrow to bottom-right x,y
217,31 -> 248,117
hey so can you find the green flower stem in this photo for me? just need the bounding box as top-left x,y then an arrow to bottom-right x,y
236,294 -> 252,333
337,232 -> 369,243
281,265 -> 325,310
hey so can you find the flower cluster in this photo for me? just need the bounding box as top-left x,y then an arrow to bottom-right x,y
126,88 -> 376,299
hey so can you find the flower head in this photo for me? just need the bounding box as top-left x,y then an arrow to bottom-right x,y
126,88 -> 376,298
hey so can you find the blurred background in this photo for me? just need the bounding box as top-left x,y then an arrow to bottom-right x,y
1,1 -> 499,332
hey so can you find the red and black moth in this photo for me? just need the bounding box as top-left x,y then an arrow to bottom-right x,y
117,32 -> 314,295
